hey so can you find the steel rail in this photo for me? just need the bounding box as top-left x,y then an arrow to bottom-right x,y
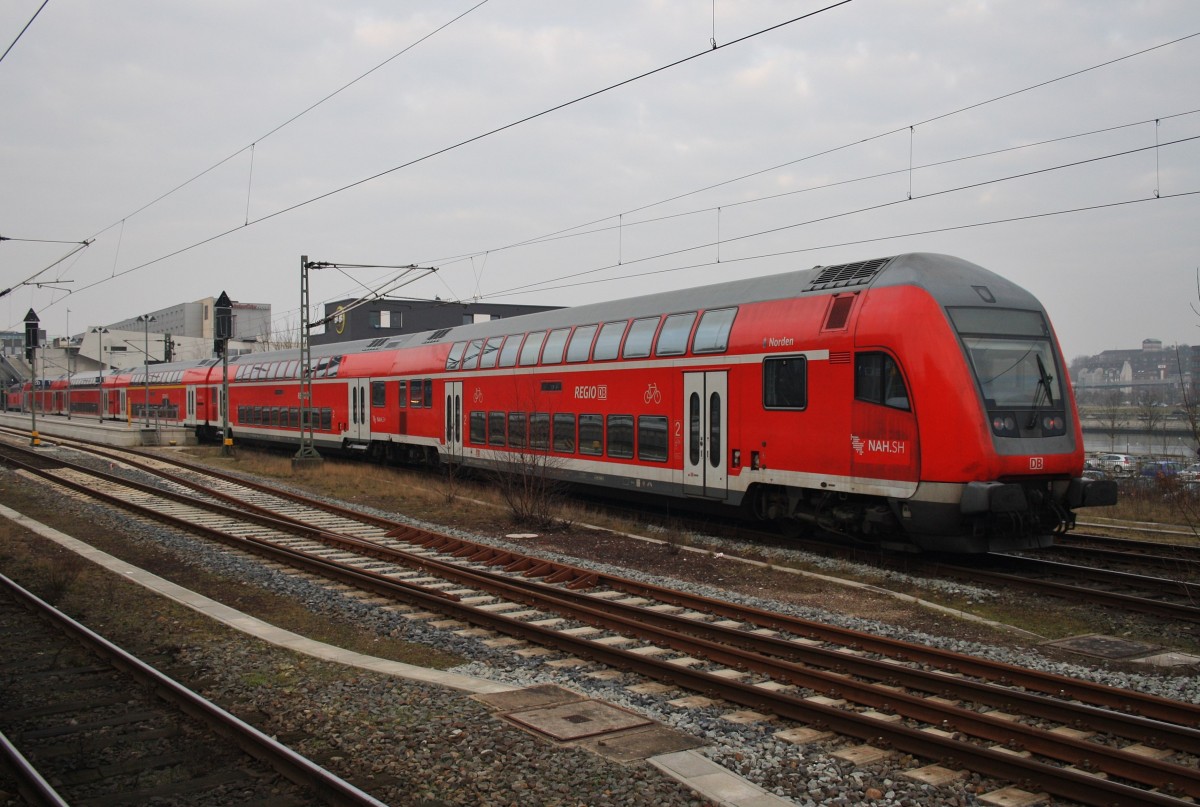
0,574 -> 389,807
0,728 -> 69,807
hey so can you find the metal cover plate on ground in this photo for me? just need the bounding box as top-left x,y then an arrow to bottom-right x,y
1042,634 -> 1160,659
577,725 -> 704,762
474,683 -> 582,712
505,700 -> 653,741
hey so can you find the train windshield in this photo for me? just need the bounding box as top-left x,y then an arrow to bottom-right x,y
948,307 -> 1063,409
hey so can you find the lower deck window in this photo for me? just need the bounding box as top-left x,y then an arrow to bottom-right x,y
638,416 -> 669,462
488,411 -> 506,446
469,411 -> 486,444
553,413 -> 576,453
607,414 -> 634,458
530,412 -> 550,449
579,414 -> 603,455
508,412 -> 527,448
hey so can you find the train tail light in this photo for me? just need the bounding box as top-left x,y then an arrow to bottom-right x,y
732,449 -> 741,468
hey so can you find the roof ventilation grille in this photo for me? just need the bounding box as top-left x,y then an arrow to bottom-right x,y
424,328 -> 452,343
806,256 -> 892,292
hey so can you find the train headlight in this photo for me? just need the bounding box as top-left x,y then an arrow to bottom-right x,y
1041,415 -> 1065,436
990,414 -> 1018,437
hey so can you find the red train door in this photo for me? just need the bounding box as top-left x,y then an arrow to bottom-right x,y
445,381 -> 463,461
683,371 -> 728,499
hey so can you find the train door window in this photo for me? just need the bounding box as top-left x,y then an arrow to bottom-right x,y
655,312 -> 697,356
508,412 -> 527,448
445,342 -> 467,371
707,394 -> 721,467
423,379 -> 433,408
322,408 -> 333,430
638,416 -> 669,462
519,332 -> 546,366
606,414 -> 634,458
488,411 -> 507,446
469,412 -> 486,444
480,337 -> 504,369
622,317 -> 660,358
499,335 -> 523,367
692,307 -> 737,353
593,321 -> 627,361
461,339 -> 484,370
689,393 -> 701,465
398,380 -> 408,408
855,352 -> 910,410
530,413 -> 550,449
763,356 -> 808,409
565,325 -> 597,363
541,328 -> 570,365
408,380 -> 423,407
579,414 -> 603,455
371,381 -> 387,407
552,413 -> 576,452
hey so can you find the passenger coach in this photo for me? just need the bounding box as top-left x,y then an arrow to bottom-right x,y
17,253 -> 1116,553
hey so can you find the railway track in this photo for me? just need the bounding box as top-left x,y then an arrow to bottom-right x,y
2,437 -> 1199,805
0,572 -> 387,807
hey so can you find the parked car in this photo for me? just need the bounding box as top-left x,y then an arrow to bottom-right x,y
1091,453 -> 1137,475
1178,463 -> 1200,483
1139,460 -> 1183,479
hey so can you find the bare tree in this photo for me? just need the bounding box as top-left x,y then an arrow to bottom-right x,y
1097,388 -> 1127,452
1134,387 -> 1163,458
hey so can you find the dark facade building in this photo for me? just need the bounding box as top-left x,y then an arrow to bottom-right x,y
1070,339 -> 1197,404
309,299 -> 561,346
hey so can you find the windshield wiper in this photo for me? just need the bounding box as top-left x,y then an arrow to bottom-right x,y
1027,354 -> 1055,428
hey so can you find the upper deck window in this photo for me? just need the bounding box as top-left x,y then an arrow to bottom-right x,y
445,342 -> 466,371
566,325 -> 598,362
655,312 -> 697,356
692,308 -> 737,353
479,336 -> 504,369
498,335 -> 523,367
519,332 -> 546,366
593,321 -> 627,361
461,339 -> 483,370
622,317 -> 660,359
541,328 -> 571,365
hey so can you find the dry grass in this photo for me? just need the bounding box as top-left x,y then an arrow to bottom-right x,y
0,481 -> 465,669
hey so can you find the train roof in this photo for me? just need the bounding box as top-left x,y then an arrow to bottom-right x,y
407,251 -> 1039,346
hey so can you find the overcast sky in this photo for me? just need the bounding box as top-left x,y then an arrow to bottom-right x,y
2,1 -> 1198,362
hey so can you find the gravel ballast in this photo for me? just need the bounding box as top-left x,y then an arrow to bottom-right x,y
3,448 -> 1198,807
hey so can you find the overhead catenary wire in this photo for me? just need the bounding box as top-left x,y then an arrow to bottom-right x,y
84,0 -> 494,244
424,108 -> 1200,266
480,134 -> 1200,299
483,189 -> 1200,300
62,1 -> 854,291
0,0 -> 49,66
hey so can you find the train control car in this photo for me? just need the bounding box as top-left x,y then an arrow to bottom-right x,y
16,253 -> 1116,552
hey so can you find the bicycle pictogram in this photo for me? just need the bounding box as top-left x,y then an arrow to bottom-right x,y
644,383 -> 662,404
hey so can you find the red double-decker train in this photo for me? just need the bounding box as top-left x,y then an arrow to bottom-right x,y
9,253 -> 1116,552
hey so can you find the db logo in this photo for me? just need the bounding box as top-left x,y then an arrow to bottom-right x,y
1029,457 -> 1045,470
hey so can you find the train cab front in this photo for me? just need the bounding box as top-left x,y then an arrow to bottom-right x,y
928,304 -> 1118,552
